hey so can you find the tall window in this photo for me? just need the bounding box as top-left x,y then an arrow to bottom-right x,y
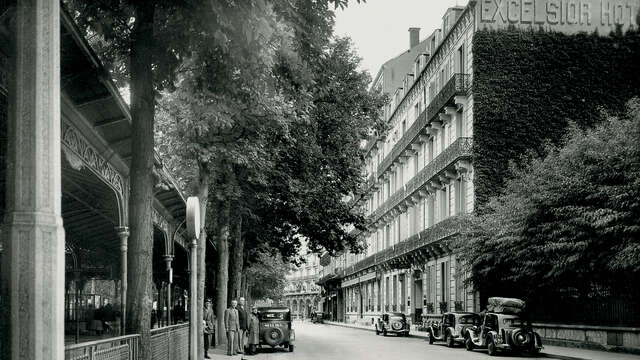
427,196 -> 435,227
393,275 -> 398,311
385,224 -> 390,248
458,44 -> 465,74
385,277 -> 390,310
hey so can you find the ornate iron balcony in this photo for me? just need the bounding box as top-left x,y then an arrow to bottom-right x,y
369,137 -> 472,225
341,216 -> 466,278
426,73 -> 471,121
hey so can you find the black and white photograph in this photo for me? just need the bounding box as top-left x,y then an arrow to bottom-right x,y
0,0 -> 639,359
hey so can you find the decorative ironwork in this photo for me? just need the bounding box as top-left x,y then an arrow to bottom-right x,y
61,121 -> 125,195
369,137 -> 473,224
152,208 -> 170,235
362,5 -> 474,166
426,73 -> 471,121
341,216 -> 465,278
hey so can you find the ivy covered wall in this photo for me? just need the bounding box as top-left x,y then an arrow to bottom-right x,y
472,28 -> 640,209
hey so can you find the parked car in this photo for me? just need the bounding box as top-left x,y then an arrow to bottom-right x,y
257,307 -> 295,352
426,312 -> 481,347
375,312 -> 410,337
311,311 -> 324,324
465,312 -> 542,356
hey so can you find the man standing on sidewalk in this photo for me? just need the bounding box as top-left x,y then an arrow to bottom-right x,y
237,297 -> 248,354
224,300 -> 240,356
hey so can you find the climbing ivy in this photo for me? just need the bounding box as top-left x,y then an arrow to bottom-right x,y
472,28 -> 640,210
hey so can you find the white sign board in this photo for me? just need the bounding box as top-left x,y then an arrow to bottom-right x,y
186,196 -> 201,240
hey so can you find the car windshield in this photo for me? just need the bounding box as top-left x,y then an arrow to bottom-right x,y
503,318 -> 527,327
458,315 -> 480,325
260,312 -> 288,321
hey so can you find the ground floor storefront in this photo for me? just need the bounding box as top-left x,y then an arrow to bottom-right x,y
340,253 -> 479,326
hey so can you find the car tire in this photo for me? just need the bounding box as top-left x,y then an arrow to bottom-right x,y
446,333 -> 455,348
264,328 -> 284,347
487,338 -> 498,356
289,344 -> 294,352
428,331 -> 434,344
465,337 -> 474,351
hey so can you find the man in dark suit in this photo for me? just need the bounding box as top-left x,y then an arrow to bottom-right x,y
237,297 -> 248,354
224,300 -> 240,356
203,299 -> 216,359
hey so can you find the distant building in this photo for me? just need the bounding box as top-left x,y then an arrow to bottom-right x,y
282,249 -> 321,319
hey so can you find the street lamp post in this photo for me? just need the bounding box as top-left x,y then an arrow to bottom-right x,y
186,197 -> 201,360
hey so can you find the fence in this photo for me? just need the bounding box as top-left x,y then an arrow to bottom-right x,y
65,323 -> 189,360
150,323 -> 189,360
65,334 -> 140,360
529,298 -> 640,327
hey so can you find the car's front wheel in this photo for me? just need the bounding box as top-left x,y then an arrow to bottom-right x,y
487,338 -> 498,356
465,337 -> 474,351
446,333 -> 455,348
289,344 -> 294,352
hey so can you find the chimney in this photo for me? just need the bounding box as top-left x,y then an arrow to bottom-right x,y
409,27 -> 420,48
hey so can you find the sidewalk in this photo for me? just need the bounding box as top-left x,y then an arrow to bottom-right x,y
206,342 -> 250,360
324,321 -> 640,360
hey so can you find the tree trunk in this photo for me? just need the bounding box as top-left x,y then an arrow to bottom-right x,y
215,196 -> 231,344
126,3 -> 156,360
215,159 -> 233,344
228,201 -> 243,304
196,162 -> 209,360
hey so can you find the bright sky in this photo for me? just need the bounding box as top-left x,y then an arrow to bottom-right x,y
334,0 -> 469,78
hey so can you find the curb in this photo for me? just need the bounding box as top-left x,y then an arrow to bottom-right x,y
323,322 -> 590,360
324,321 -> 427,340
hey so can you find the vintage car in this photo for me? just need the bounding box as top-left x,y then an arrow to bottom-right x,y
465,312 -> 542,356
426,312 -> 481,347
257,307 -> 295,352
375,312 -> 410,337
311,311 -> 324,324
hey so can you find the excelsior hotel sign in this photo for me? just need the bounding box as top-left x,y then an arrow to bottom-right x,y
477,0 -> 640,33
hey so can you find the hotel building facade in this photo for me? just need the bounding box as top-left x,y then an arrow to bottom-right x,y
317,0 -> 640,325
283,250 -> 322,319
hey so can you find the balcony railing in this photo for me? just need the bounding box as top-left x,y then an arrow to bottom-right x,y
426,73 -> 471,121
340,216 -> 466,278
362,73 -> 471,202
369,137 -> 472,224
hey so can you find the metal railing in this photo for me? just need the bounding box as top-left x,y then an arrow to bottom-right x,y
64,323 -> 189,360
341,216 -> 466,277
426,73 -> 471,121
369,137 -> 473,224
150,323 -> 189,360
360,73 -> 471,205
65,334 -> 140,360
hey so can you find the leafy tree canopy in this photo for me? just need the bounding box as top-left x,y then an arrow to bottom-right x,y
456,98 -> 640,300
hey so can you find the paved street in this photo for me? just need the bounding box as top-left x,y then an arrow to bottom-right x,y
211,321 -> 539,360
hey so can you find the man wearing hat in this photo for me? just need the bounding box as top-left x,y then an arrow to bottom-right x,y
203,299 -> 216,359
